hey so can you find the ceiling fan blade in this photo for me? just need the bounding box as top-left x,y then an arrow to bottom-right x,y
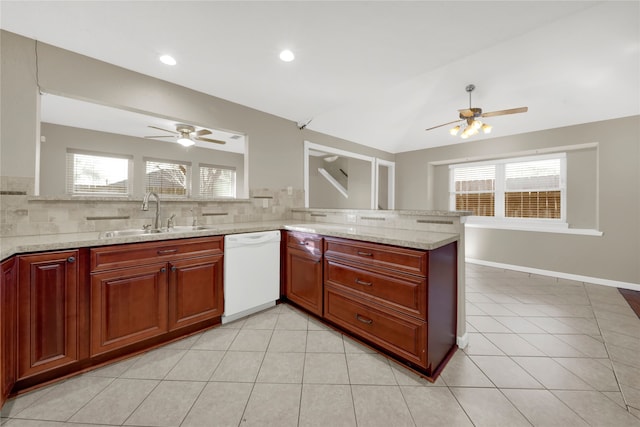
196,136 -> 226,145
425,119 -> 462,132
148,125 -> 178,134
481,106 -> 528,118
144,135 -> 174,139
194,129 -> 212,137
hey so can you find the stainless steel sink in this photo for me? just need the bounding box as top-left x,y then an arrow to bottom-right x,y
99,229 -> 163,238
166,225 -> 210,232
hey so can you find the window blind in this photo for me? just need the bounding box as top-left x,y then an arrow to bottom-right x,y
66,150 -> 131,195
144,158 -> 191,197
452,165 -> 495,216
504,158 -> 561,219
199,164 -> 236,198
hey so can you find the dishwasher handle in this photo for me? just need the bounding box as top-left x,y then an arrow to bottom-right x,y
225,231 -> 280,247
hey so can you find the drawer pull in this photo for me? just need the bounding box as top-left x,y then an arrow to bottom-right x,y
160,267 -> 167,273
157,249 -> 178,255
357,251 -> 373,257
171,266 -> 177,272
67,256 -> 76,263
355,314 -> 373,325
355,278 -> 372,286
298,240 -> 309,246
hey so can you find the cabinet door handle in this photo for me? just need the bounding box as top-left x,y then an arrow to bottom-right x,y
298,240 -> 308,246
355,314 -> 373,325
357,251 -> 373,257
157,249 -> 178,255
171,266 -> 177,272
355,278 -> 372,286
67,256 -> 76,263
160,267 -> 167,273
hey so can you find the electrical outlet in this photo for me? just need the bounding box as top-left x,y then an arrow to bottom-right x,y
262,199 -> 269,208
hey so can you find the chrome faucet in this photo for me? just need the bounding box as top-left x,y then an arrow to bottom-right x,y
141,192 -> 160,230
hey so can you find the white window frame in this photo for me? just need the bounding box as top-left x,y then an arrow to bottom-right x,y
144,157 -> 192,198
199,163 -> 237,199
450,153 -> 567,229
66,149 -> 133,196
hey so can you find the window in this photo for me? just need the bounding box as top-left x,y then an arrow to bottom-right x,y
450,153 -> 566,223
144,158 -> 191,197
66,149 -> 131,195
199,164 -> 236,198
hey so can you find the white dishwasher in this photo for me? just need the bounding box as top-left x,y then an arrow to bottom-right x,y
222,230 -> 281,324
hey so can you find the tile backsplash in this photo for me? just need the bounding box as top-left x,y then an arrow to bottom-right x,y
0,184 -> 304,237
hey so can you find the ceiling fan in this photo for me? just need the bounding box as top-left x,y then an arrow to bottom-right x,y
145,124 -> 226,147
425,84 -> 528,139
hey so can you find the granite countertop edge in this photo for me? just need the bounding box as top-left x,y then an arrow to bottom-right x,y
1,220 -> 459,261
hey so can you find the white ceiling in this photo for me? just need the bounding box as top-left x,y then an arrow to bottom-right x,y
2,1 -> 639,154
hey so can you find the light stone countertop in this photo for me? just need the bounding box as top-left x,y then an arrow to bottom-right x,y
1,220 -> 459,261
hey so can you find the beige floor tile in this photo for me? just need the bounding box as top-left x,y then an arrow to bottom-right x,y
473,302 -> 518,316
303,353 -> 349,384
597,317 -> 640,339
463,332 -> 505,356
619,383 -> 640,411
346,353 -> 396,385
501,303 -> 549,317
351,385 -> 414,427
466,316 -> 512,333
513,356 -> 593,390
440,351 -> 493,387
82,356 -> 140,378
256,352 -> 304,383
267,329 -> 307,352
611,361 -> 640,388
275,311 -> 309,330
470,355 -> 542,389
241,311 -> 279,329
607,343 -> 640,367
121,349 -> 186,380
68,378 -> 158,425
191,327 -> 239,350
601,391 -> 627,408
465,302 -> 488,315
483,292 -> 523,304
164,349 -> 224,381
553,390 -> 640,426
218,317 -> 246,329
3,421 -> 71,426
13,376 -> 113,421
241,383 -> 301,427
124,380 -> 204,426
450,387 -> 531,427
307,316 -> 331,331
181,382 -> 252,427
555,317 -> 601,335
484,333 -> 546,356
0,385 -> 55,418
599,329 -> 640,352
299,384 -> 356,427
502,389 -> 588,426
306,330 -> 345,353
343,336 -> 376,354
465,292 -> 495,303
160,332 -> 202,350
554,334 -> 609,358
390,363 -> 446,386
401,386 -> 473,426
554,357 -> 620,391
521,333 -> 588,357
494,316 -> 547,334
228,329 -> 273,351
210,351 -> 265,382
524,317 -> 583,334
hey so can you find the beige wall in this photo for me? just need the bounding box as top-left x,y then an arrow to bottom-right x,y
309,156 -> 372,209
0,30 -> 394,195
396,116 -> 640,285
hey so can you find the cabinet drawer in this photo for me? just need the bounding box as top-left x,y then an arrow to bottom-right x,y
324,285 -> 427,369
324,259 -> 426,319
286,231 -> 322,256
91,236 -> 223,271
324,238 -> 427,277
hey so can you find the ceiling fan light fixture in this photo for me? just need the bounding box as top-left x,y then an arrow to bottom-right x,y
449,125 -> 461,136
177,136 -> 194,147
471,119 -> 482,130
482,123 -> 493,134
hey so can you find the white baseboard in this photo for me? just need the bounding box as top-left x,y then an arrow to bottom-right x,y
456,333 -> 469,349
466,258 -> 640,292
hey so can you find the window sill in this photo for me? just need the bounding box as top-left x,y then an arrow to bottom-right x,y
464,221 -> 603,236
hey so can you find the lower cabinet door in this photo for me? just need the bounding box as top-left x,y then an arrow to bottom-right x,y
90,264 -> 168,357
168,255 -> 223,331
324,285 -> 427,370
17,251 -> 80,380
286,247 -> 323,316
1,258 -> 17,403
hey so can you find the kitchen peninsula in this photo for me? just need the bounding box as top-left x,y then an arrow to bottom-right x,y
0,208 -> 468,406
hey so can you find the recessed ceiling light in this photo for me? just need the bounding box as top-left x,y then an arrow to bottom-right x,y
159,55 -> 176,66
279,49 -> 295,62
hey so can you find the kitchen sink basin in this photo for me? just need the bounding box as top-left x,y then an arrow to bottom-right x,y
99,229 -> 163,238
166,225 -> 210,232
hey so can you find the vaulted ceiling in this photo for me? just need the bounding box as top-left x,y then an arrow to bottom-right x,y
2,1 -> 638,153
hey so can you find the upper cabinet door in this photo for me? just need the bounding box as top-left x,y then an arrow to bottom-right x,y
17,251 -> 80,380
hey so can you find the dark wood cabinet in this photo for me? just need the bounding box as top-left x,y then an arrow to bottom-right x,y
89,236 -> 223,357
17,251 -> 80,380
323,237 -> 457,377
90,263 -> 168,356
1,258 -> 17,407
168,254 -> 223,331
284,231 -> 323,316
